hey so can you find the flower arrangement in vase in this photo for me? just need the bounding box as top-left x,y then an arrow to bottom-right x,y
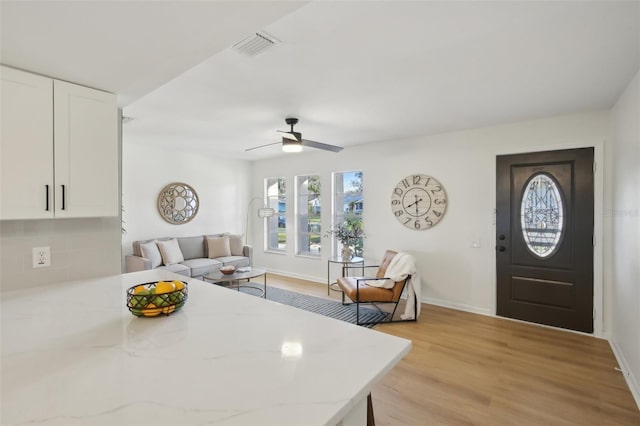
324,221 -> 366,261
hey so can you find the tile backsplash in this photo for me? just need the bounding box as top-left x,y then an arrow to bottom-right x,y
0,218 -> 121,291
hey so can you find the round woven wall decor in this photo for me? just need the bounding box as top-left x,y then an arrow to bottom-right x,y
157,182 -> 199,224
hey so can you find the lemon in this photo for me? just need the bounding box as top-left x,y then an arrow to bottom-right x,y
155,281 -> 175,294
172,280 -> 185,290
162,305 -> 176,315
142,303 -> 162,317
133,285 -> 147,294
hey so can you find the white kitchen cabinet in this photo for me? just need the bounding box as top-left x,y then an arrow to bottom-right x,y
0,66 -> 54,219
53,80 -> 118,218
0,66 -> 118,219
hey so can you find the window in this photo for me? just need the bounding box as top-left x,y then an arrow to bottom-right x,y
520,173 -> 564,258
296,175 -> 321,256
266,177 -> 286,251
333,171 -> 364,256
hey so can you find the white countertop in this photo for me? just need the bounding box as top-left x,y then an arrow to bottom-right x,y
1,270 -> 411,425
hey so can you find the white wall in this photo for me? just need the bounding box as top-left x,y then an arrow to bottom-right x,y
121,143 -> 251,257
611,69 -> 640,405
251,111 -> 609,325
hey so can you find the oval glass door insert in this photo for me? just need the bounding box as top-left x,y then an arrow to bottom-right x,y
520,173 -> 564,257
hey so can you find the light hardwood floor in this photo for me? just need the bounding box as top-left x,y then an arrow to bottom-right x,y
266,273 -> 640,425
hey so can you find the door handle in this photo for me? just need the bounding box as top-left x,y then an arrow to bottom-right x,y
61,185 -> 66,210
498,246 -> 506,252
498,234 -> 506,241
45,185 -> 50,211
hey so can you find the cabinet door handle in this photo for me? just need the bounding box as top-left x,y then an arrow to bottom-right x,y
61,185 -> 66,210
45,185 -> 50,211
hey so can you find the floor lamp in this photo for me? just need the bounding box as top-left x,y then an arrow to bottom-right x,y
245,197 -> 275,250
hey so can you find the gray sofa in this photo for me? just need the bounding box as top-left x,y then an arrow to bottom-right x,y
125,234 -> 252,278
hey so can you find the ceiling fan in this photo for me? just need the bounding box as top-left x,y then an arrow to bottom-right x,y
246,118 -> 343,153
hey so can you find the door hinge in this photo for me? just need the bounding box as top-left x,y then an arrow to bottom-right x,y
593,308 -> 596,320
593,161 -> 597,173
593,235 -> 596,247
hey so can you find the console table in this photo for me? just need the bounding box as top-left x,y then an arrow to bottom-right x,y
327,255 -> 364,295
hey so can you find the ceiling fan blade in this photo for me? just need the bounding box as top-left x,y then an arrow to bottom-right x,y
277,130 -> 301,141
245,141 -> 281,152
301,139 -> 343,152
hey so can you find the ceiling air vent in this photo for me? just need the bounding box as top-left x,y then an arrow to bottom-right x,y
231,31 -> 280,57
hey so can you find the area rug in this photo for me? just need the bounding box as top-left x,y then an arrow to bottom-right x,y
239,285 -> 388,328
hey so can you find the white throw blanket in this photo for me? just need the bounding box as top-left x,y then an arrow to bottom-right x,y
365,252 -> 421,320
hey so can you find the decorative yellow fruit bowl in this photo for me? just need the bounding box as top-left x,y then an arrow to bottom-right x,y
126,280 -> 188,317
219,265 -> 236,275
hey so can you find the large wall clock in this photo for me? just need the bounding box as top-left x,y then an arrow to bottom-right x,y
390,174 -> 447,230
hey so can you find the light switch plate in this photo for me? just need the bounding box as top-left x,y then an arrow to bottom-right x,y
32,246 -> 51,268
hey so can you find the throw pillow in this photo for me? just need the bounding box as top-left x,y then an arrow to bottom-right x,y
139,241 -> 162,269
228,234 -> 244,256
156,238 -> 184,265
207,236 -> 231,258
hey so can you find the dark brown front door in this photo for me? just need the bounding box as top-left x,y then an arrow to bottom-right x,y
496,148 -> 594,333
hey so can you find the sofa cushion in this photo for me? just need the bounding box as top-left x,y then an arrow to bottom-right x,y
207,236 -> 231,258
181,258 -> 222,277
139,241 -> 162,269
203,234 -> 225,257
159,263 -> 191,277
157,238 -> 184,265
133,237 -> 171,257
227,234 -> 244,256
216,256 -> 250,268
178,236 -> 205,260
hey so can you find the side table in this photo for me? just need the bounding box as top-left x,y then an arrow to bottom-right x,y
327,256 -> 364,295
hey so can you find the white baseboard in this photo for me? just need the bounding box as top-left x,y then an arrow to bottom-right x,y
609,339 -> 640,410
422,296 -> 493,317
267,271 -> 493,317
266,268 -> 326,286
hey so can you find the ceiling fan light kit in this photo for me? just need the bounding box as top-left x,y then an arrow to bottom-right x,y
282,139 -> 302,152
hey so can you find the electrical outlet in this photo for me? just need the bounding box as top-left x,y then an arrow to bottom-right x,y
32,246 -> 51,268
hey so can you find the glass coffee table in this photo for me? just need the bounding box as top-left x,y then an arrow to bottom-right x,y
203,267 -> 267,298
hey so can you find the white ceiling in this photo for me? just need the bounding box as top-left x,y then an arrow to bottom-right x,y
2,1 -> 639,160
